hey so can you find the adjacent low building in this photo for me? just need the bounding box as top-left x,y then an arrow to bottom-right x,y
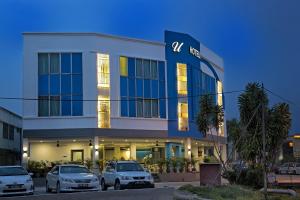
0,106 -> 22,165
22,30 -> 226,170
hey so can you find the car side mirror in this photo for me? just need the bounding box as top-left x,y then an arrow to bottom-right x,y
29,172 -> 34,176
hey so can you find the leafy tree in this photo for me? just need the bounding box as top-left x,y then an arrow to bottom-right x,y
236,82 -> 291,166
197,94 -> 225,168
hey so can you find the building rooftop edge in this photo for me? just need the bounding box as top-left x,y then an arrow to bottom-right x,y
22,32 -> 166,47
0,106 -> 22,119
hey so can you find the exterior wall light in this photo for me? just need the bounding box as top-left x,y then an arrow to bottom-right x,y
89,140 -> 93,148
56,141 -> 60,147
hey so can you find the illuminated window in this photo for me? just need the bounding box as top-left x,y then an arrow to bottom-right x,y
217,81 -> 223,106
97,53 -> 110,128
177,63 -> 187,95
217,81 -> 224,136
97,54 -> 110,88
98,96 -> 110,128
120,56 -> 128,76
178,102 -> 188,131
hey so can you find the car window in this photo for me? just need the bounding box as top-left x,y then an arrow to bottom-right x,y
116,163 -> 144,172
0,167 -> 28,176
282,163 -> 288,167
50,166 -> 58,173
60,166 -> 90,174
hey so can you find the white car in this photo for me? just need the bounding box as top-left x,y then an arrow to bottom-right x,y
100,161 -> 154,190
46,164 -> 100,193
0,166 -> 34,196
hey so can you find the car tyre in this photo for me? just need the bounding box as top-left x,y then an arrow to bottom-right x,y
114,179 -> 122,190
101,179 -> 107,191
56,182 -> 61,193
46,181 -> 52,193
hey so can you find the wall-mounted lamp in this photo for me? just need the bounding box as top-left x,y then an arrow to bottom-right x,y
56,141 -> 60,147
89,140 -> 93,148
156,141 -> 159,147
188,148 -> 191,155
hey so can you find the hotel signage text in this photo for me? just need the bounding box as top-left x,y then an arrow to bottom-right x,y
171,41 -> 201,59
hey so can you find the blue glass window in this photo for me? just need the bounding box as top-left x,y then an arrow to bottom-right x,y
128,78 -> 136,97
151,80 -> 158,98
72,53 -> 82,74
159,99 -> 166,118
129,98 -> 136,117
61,95 -> 71,116
72,95 -> 83,116
121,97 -> 128,117
158,61 -> 165,81
61,53 -> 71,73
50,75 -> 60,95
144,79 -> 151,98
136,78 -> 143,97
38,75 -> 49,95
128,57 -> 135,77
159,81 -> 165,98
61,74 -> 71,95
72,74 -> 82,95
120,77 -> 128,97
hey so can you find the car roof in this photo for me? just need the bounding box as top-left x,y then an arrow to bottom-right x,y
56,164 -> 86,167
0,165 -> 23,168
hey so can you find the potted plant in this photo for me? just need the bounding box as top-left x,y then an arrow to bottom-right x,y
178,158 -> 185,173
171,157 -> 178,173
165,158 -> 171,173
157,159 -> 165,174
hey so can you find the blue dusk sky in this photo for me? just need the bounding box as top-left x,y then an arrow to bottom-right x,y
0,0 -> 299,133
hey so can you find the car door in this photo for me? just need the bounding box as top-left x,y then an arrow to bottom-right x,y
48,166 -> 59,188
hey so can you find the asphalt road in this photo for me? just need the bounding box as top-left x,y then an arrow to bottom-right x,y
1,188 -> 175,200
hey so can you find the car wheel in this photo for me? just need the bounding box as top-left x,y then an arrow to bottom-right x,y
56,182 -> 61,193
101,179 -> 107,191
46,181 -> 52,193
114,179 -> 122,190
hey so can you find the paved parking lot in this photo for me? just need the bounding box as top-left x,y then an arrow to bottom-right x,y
0,182 -> 200,200
1,188 -> 175,200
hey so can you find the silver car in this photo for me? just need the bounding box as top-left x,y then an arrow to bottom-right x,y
0,166 -> 34,196
46,164 -> 100,193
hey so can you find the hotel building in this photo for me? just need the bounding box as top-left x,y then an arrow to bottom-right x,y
22,31 -> 226,169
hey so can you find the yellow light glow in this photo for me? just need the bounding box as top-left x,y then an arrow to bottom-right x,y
178,102 -> 188,131
97,54 -> 110,88
97,96 -> 110,128
294,135 -> 300,139
23,147 -> 28,152
289,142 -> 294,147
120,56 -> 128,76
177,63 -> 188,95
217,81 -> 223,106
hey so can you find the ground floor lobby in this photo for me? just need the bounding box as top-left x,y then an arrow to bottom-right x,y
22,136 -> 227,173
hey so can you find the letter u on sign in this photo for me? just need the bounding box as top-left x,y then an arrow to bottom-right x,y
172,42 -> 184,52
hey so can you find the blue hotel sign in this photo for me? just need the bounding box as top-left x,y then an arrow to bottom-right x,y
171,41 -> 201,59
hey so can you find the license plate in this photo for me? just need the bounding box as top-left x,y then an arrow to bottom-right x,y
78,184 -> 89,188
135,181 -> 144,184
8,185 -> 22,189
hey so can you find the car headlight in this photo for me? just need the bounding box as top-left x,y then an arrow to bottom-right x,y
61,177 -> 74,183
26,177 -> 33,183
92,177 -> 99,182
121,176 -> 132,180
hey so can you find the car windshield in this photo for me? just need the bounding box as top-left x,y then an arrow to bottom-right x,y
60,166 -> 90,174
116,163 -> 144,172
0,167 -> 28,176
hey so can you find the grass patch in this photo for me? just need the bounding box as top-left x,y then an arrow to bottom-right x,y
179,184 -> 300,200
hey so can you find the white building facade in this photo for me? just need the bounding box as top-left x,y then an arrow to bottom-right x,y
22,31 -> 226,171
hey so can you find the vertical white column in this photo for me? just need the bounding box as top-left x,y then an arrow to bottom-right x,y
22,138 -> 29,168
114,146 -> 120,160
130,143 -> 136,160
184,137 -> 192,159
92,136 -> 99,173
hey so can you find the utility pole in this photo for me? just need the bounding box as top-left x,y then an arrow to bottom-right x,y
262,83 -> 267,200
